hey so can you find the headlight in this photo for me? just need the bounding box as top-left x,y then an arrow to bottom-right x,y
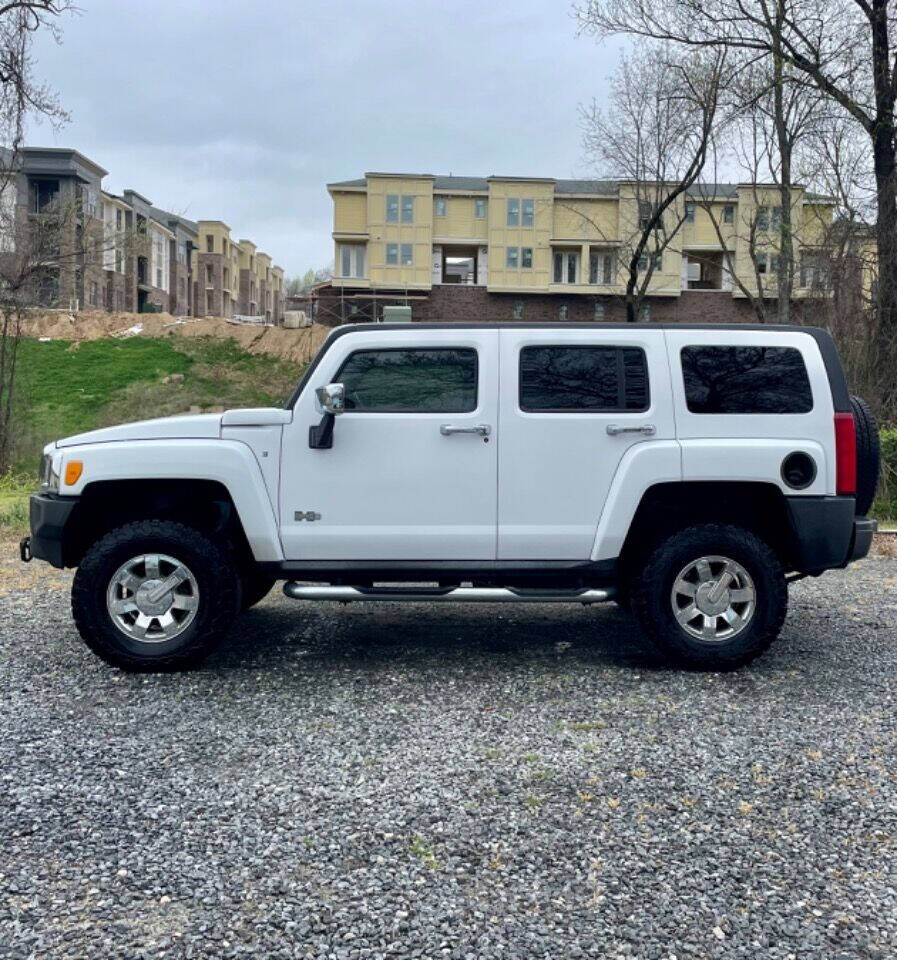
39,452 -> 59,492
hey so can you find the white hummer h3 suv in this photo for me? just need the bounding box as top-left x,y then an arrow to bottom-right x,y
21,322 -> 879,671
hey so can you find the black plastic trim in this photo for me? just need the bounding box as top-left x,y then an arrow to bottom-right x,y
785,495 -> 856,572
286,322 -> 850,413
28,493 -> 79,568
256,557 -> 617,588
849,517 -> 876,562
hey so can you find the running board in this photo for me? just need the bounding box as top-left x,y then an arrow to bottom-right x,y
282,583 -> 616,604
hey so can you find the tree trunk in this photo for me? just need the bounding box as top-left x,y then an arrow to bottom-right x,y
869,0 -> 897,413
772,4 -> 793,324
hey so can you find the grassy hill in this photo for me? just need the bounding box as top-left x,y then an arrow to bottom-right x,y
1,335 -> 305,534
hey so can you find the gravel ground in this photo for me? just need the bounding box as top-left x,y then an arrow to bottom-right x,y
2,546 -> 896,959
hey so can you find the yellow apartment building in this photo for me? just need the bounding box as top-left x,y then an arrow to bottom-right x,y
325,172 -> 838,323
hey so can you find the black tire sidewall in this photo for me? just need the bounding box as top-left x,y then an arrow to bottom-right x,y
632,524 -> 787,669
850,395 -> 880,517
72,521 -> 240,670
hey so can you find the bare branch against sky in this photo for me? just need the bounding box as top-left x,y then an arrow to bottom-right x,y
26,0 -> 623,273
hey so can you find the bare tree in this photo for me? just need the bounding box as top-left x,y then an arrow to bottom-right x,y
576,0 -> 897,398
579,44 -> 728,321
0,1 -> 73,472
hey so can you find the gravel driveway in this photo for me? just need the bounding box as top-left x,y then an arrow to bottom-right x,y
2,546 -> 896,959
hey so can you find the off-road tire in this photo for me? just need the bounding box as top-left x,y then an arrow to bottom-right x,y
630,523 -> 787,670
72,520 -> 240,672
850,395 -> 880,517
240,569 -> 277,610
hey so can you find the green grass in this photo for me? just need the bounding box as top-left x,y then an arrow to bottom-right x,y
9,335 -> 305,474
0,473 -> 31,536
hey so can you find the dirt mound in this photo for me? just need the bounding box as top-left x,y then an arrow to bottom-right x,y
21,309 -> 330,366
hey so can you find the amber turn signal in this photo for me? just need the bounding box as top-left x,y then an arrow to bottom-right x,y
64,461 -> 83,486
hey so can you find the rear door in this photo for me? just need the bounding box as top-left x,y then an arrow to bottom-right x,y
279,327 -> 499,560
496,327 -> 675,559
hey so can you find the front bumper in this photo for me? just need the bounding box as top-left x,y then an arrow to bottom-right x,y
26,493 -> 79,568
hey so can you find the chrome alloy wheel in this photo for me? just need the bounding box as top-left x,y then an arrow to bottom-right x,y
106,554 -> 199,643
670,555 -> 756,643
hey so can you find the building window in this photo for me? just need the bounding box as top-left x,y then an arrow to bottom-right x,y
685,202 -> 695,223
116,208 -> 122,231
206,235 -> 214,252
723,204 -> 734,224
400,244 -> 413,266
771,206 -> 782,231
553,251 -> 578,284
206,264 -> 213,284
474,198 -> 487,219
638,201 -> 653,229
115,249 -> 122,273
156,268 -> 163,288
386,194 -> 399,222
755,252 -> 779,276
559,304 -> 568,321
29,178 -> 60,213
89,281 -> 98,306
401,195 -> 414,223
506,246 -> 519,268
435,196 -> 446,217
637,251 -> 663,272
386,243 -> 398,265
339,243 -> 365,278
593,301 -> 606,321
589,252 -> 613,285
800,253 -> 824,288
521,199 -> 534,227
521,247 -> 533,269
507,198 -> 519,226
512,301 -> 524,320
639,303 -> 651,321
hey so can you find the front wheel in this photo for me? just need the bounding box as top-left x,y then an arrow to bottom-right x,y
629,524 -> 787,669
72,520 -> 241,671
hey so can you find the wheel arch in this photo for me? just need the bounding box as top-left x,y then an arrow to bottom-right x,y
63,478 -> 254,568
618,481 -> 797,575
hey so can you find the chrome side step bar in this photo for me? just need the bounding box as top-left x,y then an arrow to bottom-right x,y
283,583 -> 615,604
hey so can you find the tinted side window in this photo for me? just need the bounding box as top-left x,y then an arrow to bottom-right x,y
681,346 -> 813,413
519,346 -> 649,412
336,348 -> 477,412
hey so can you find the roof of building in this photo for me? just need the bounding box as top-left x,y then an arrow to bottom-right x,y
328,174 -> 830,202
150,204 -> 198,235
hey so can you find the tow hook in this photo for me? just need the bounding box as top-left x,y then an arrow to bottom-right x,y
19,537 -> 32,562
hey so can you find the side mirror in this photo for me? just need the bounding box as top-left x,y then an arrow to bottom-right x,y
316,382 -> 345,415
310,383 -> 344,449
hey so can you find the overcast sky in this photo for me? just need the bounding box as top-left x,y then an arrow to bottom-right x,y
30,0 -> 623,276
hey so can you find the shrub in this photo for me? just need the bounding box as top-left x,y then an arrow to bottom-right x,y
874,429 -> 897,521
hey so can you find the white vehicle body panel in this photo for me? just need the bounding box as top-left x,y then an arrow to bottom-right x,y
279,327 -> 499,560
496,327 -> 677,559
56,413 -> 223,448
56,439 -> 283,561
663,328 -> 835,493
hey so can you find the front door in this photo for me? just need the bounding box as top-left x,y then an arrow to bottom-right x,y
279,327 -> 499,560
496,327 -> 676,559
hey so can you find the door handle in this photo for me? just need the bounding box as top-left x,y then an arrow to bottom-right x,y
440,423 -> 492,437
606,424 -> 656,437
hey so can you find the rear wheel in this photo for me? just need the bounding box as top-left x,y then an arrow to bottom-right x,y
629,523 -> 787,669
72,520 -> 240,671
850,395 -> 880,516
